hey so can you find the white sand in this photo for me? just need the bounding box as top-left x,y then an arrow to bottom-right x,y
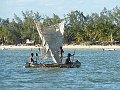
0,45 -> 120,50
0,45 -> 41,50
63,45 -> 120,50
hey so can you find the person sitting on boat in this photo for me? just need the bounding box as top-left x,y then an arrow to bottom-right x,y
65,53 -> 74,64
34,53 -> 39,64
59,46 -> 64,63
30,53 -> 34,64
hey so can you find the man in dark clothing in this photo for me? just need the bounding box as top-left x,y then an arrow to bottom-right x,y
65,53 -> 74,64
59,46 -> 64,63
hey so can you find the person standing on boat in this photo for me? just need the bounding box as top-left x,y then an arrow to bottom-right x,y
65,53 -> 74,64
59,46 -> 64,63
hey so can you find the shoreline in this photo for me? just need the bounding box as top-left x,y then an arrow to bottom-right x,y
0,45 -> 120,50
63,45 -> 120,50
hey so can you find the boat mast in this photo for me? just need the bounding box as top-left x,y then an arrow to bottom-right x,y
110,33 -> 113,45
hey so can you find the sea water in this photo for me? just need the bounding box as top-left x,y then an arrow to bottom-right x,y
0,49 -> 120,90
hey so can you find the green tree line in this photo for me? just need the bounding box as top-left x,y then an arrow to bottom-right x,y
0,7 -> 120,45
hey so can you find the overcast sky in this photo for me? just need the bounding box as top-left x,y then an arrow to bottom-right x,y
0,0 -> 120,19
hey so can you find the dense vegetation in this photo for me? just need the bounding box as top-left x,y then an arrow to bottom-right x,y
0,7 -> 120,45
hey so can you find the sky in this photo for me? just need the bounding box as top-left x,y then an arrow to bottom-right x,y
0,0 -> 120,20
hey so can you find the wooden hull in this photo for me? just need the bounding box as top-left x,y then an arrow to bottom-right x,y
25,61 -> 81,68
103,48 -> 116,51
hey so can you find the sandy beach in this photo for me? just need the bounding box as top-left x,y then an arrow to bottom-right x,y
0,45 -> 120,50
63,45 -> 120,50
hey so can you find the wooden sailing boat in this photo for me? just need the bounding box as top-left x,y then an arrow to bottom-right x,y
25,21 -> 81,68
103,33 -> 116,51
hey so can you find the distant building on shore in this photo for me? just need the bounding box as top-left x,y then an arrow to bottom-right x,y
26,39 -> 34,46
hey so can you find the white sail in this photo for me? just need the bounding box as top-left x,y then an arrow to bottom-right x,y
35,21 -> 64,64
